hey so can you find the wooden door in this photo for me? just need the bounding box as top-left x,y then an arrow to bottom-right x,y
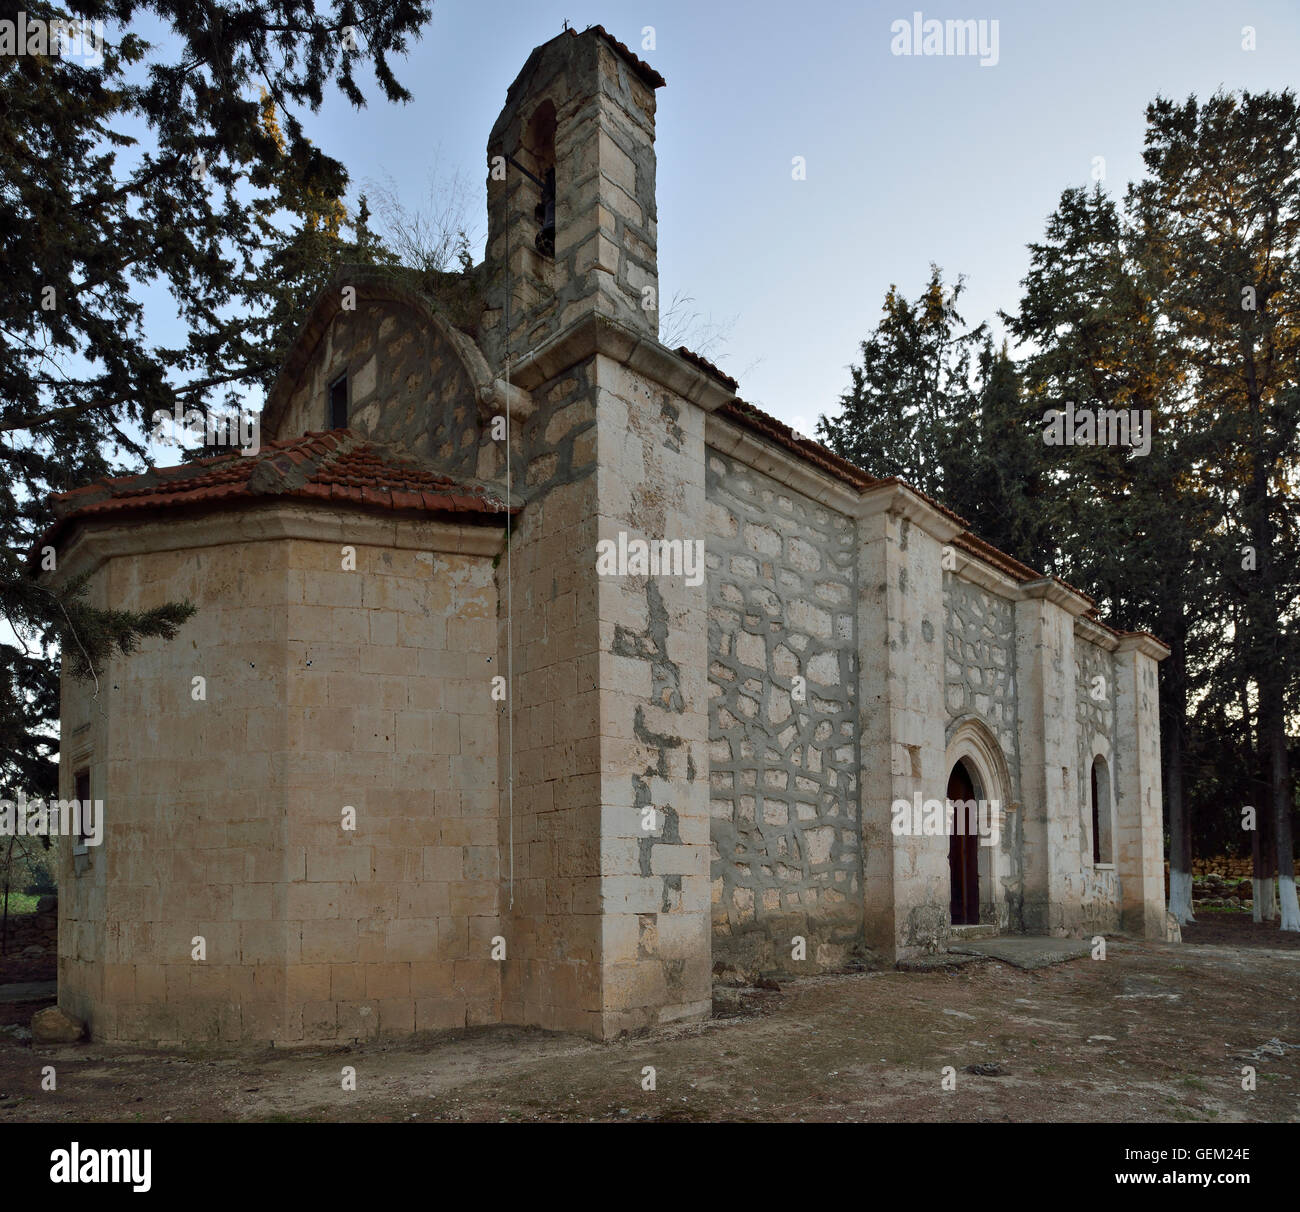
948,762 -> 980,925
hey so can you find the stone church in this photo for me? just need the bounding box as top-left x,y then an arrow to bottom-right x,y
38,26 -> 1168,1045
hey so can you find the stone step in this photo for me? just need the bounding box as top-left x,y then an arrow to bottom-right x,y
950,924 -> 999,940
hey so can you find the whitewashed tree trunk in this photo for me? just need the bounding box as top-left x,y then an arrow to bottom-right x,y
1253,876 -> 1278,923
1168,868 -> 1195,924
1279,875 -> 1300,932
1165,701 -> 1194,925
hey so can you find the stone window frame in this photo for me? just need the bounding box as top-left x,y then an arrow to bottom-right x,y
67,741 -> 94,875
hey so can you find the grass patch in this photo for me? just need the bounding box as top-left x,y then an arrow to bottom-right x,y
0,893 -> 40,916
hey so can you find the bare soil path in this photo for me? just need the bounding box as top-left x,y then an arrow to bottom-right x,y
1,920 -> 1295,1123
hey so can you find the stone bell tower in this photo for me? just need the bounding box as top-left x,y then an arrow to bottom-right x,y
481,25 -> 664,369
477,27 -> 715,1039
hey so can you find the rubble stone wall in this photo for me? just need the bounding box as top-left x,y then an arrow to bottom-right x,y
705,447 -> 861,975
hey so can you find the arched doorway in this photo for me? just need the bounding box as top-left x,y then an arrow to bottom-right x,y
948,759 -> 980,925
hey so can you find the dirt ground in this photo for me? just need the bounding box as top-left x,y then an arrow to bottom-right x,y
1,916 -> 1296,1123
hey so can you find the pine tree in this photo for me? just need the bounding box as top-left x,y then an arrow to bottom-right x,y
1004,178 -> 1219,923
817,266 -> 984,501
1133,91 -> 1300,928
1,2 -> 430,807
944,340 -> 1055,571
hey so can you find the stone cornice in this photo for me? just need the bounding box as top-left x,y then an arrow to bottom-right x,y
1074,615 -> 1122,652
856,481 -> 965,544
704,413 -> 862,515
507,312 -> 738,412
1115,631 -> 1172,662
41,501 -> 505,587
1018,576 -> 1094,617
947,548 -> 1024,599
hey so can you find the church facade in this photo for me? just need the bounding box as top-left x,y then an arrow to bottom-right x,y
40,26 -> 1168,1046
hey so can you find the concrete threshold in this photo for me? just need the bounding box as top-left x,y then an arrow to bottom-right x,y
947,936 -> 1093,970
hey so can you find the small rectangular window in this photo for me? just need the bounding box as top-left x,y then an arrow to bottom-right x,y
328,374 -> 349,429
74,768 -> 90,855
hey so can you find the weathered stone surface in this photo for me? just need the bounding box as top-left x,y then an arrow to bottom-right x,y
706,452 -> 860,975
40,24 -> 1168,1052
948,936 -> 1092,969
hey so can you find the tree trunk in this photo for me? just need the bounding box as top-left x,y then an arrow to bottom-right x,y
1252,794 -> 1279,921
1238,317 -> 1297,930
1261,682 -> 1299,930
1245,469 -> 1296,930
1164,632 -> 1194,923
0,834 -> 12,957
1243,678 -> 1275,922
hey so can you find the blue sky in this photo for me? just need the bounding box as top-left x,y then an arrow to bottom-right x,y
157,0 -> 1300,441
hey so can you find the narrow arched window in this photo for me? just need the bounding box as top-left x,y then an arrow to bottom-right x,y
1090,756 -> 1113,865
523,100 -> 556,257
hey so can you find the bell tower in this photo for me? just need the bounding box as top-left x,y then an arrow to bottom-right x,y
482,25 -> 664,369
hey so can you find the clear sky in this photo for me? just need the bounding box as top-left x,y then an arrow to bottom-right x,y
157,0 -> 1300,442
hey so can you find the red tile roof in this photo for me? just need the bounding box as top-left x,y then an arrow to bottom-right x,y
37,430 -> 516,556
675,346 -> 738,393
701,377 -> 1125,622
716,398 -> 878,493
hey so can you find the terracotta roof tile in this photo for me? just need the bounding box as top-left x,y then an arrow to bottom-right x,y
35,429 -> 517,559
709,392 -> 1149,634
675,346 -> 738,393
716,397 -> 877,492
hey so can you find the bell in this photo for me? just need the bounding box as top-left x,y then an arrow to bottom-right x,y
534,167 -> 556,257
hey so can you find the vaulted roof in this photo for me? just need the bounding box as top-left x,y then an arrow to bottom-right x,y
260,268 -> 501,443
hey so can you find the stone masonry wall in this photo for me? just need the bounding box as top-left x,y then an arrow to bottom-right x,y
275,298 -> 489,480
55,561 -> 110,1032
592,358 -> 711,1033
942,575 -> 1018,775
1073,634 -> 1121,930
60,536 -> 292,1044
704,448 -> 861,975
2,899 -> 58,957
497,358 -> 606,1035
942,574 -> 1022,928
1075,637 -> 1116,797
281,535 -> 502,1042
58,518 -> 503,1044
